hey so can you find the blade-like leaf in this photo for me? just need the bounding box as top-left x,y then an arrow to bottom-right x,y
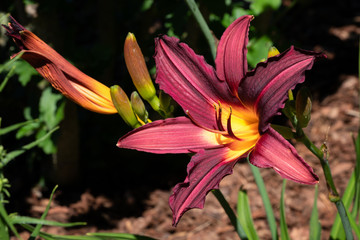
212,189 -> 248,239
248,161 -> 278,240
0,66 -> 15,92
330,172 -> 355,239
237,189 -> 259,240
309,185 -> 321,240
346,208 -> 360,238
0,203 -> 21,239
280,180 -> 290,240
30,185 -> 58,239
11,216 -> 86,227
0,52 -> 23,74
352,130 -> 360,221
0,119 -> 38,136
21,224 -> 101,240
22,224 -> 158,240
88,232 -> 158,240
0,211 -> 10,240
2,126 -> 59,166
345,207 -> 360,238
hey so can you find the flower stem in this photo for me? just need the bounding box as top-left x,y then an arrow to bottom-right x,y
184,0 -> 217,60
212,189 -> 248,239
296,128 -> 353,240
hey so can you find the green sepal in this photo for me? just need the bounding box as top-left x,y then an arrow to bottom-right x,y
271,124 -> 295,140
295,87 -> 312,128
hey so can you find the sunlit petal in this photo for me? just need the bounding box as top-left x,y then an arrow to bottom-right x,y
250,127 -> 319,184
117,117 -> 224,154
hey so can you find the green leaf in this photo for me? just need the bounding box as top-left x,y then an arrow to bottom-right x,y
13,60 -> 38,86
0,211 -> 10,240
141,0 -> 153,11
16,121 -> 41,139
247,36 -> 273,68
0,119 -> 38,136
345,207 -> 360,238
36,128 -> 57,154
0,202 -> 20,239
0,66 -> 15,92
248,161 -> 278,240
88,232 -> 158,240
0,52 -> 24,74
11,216 -> 86,227
280,180 -> 290,240
330,172 -> 355,239
352,130 -> 360,220
249,0 -> 281,16
30,185 -> 58,239
1,127 -> 59,166
309,185 -> 321,240
39,87 -> 64,129
271,124 -> 295,140
23,107 -> 33,121
211,189 -> 248,239
296,87 -> 312,128
237,190 -> 259,240
21,224 -> 101,240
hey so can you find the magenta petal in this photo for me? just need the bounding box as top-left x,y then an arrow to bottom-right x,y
239,47 -> 325,133
117,117 -> 222,154
250,127 -> 319,184
215,15 -> 252,95
169,147 -> 239,226
155,35 -> 238,129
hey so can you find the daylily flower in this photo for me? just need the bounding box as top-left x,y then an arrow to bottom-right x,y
3,16 -> 116,114
117,15 -> 323,226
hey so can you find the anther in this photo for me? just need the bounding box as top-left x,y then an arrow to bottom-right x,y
186,110 -> 227,135
226,107 -> 243,141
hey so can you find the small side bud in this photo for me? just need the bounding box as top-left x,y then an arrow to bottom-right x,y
296,87 -> 312,128
130,91 -> 148,123
268,46 -> 280,58
110,85 -> 141,128
124,32 -> 160,111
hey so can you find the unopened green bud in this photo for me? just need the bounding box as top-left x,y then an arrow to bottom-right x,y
130,91 -> 148,123
110,85 -> 141,128
124,32 -> 160,111
159,90 -> 174,117
296,87 -> 312,128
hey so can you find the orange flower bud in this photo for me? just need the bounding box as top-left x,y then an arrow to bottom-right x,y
4,16 -> 116,114
124,33 -> 160,111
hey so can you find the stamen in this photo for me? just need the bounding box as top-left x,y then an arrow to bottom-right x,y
186,110 -> 227,135
226,107 -> 243,141
215,101 -> 226,131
